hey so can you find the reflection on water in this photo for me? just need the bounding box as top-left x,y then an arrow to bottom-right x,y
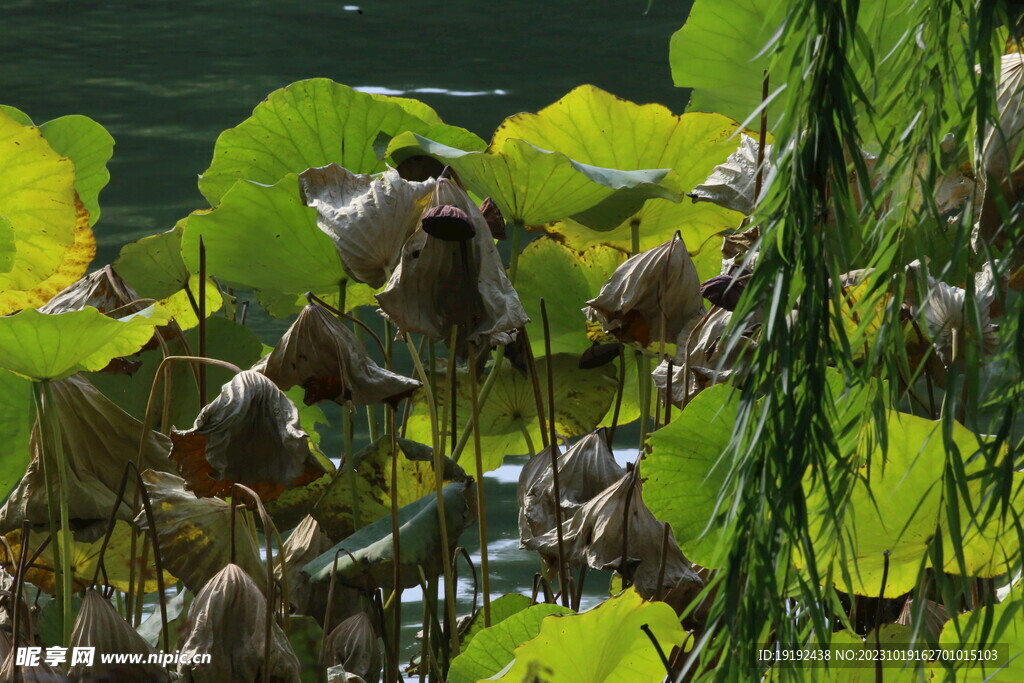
8,0 -> 689,651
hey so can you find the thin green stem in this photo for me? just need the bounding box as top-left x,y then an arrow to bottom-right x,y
451,352 -> 505,463
509,219 -> 524,283
468,343 -> 492,626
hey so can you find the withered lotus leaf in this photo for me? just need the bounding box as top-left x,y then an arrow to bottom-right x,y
479,197 -> 506,240
275,514 -> 361,625
177,563 -> 302,682
322,612 -> 381,682
169,370 -> 326,501
68,590 -> 169,682
525,472 -> 703,613
584,236 -> 704,347
911,274 -> 997,367
39,264 -> 143,315
688,133 -> 772,216
257,302 -> 421,407
0,375 -> 174,531
699,273 -> 750,311
517,428 -> 624,549
0,631 -> 68,682
376,178 -> 529,354
299,164 -> 435,288
421,204 -> 475,242
136,471 -> 264,595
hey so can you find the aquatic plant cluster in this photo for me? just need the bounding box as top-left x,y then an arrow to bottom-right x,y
2,0 -> 1024,680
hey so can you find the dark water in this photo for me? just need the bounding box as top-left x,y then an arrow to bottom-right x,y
5,0 -> 691,652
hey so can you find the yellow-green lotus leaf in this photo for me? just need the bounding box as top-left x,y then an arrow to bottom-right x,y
0,305 -> 169,381
493,588 -> 686,683
37,115 -> 114,226
936,596 -> 1023,681
157,275 -> 222,331
0,216 -> 13,275
0,110 -> 96,314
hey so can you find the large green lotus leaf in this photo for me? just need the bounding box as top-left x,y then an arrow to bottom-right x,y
645,383 -> 738,569
198,78 -> 483,205
493,588 -> 685,683
386,132 -> 678,227
0,369 -> 32,501
0,105 -> 32,126
182,174 -> 346,294
0,109 -> 95,315
0,305 -> 168,381
0,216 -> 13,275
937,596 -> 1024,681
448,601 -> 575,683
37,115 -> 114,226
459,593 -> 533,650
403,354 -> 618,476
114,224 -> 190,300
515,238 -> 625,356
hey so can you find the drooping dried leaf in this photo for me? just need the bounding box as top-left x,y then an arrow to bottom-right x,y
584,236 -> 704,347
376,178 -> 529,354
257,302 -> 420,407
170,370 -> 325,501
322,612 -> 380,682
0,631 -> 69,682
688,133 -> 772,215
525,472 -> 703,613
479,197 -> 506,239
299,164 -> 435,288
39,265 -> 143,315
177,563 -> 301,682
274,514 -> 361,625
0,375 -> 174,531
136,470 -> 264,595
517,428 -> 624,549
68,590 -> 169,681
976,54 -> 1024,249
910,273 -> 997,367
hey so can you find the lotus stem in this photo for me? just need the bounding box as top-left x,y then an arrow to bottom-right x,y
231,483 -> 276,683
450,351 -> 505,463
342,407 -> 361,530
655,522 -> 670,602
619,467 -> 639,588
639,623 -> 672,675
404,335 -> 459,659
467,342 -> 491,626
520,327 -> 548,448
540,300 -> 570,608
198,237 -> 208,407
388,405 -> 402,681
754,70 -> 770,207
664,360 -> 674,425
518,423 -> 536,457
10,521 -> 30,666
607,346 -> 627,446
509,219 -> 524,283
636,350 -> 651,452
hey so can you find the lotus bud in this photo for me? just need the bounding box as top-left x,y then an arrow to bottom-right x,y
518,429 -> 625,549
699,272 -> 751,311
584,235 -> 704,347
68,590 -> 169,681
40,265 -> 142,315
257,302 -> 420,407
0,376 -> 174,532
688,134 -> 772,215
300,164 -> 435,288
376,178 -> 529,355
322,612 -> 381,682
525,472 -> 703,613
479,197 -> 506,240
169,370 -> 325,501
177,563 -> 302,682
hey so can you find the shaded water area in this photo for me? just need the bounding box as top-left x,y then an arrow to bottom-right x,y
6,0 -> 693,655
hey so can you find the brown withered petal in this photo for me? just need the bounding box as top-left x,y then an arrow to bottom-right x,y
169,370 -> 325,501
376,178 -> 529,355
300,164 -> 435,288
0,376 -> 174,532
257,302 -> 420,407
322,612 -> 381,681
421,204 -> 475,242
584,236 -> 704,347
578,342 -> 622,369
524,472 -> 703,613
68,590 -> 169,682
177,564 -> 302,682
699,273 -> 751,311
518,429 -> 624,550
688,134 -> 772,215
480,197 -> 506,240
40,265 -> 144,315
136,470 -> 265,595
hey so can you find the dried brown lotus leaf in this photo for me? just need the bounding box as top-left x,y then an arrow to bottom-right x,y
0,631 -> 68,682
0,375 -> 174,531
517,428 -> 624,548
376,178 -> 529,354
68,590 -> 169,681
258,303 -> 420,407
525,472 -> 703,613
39,264 -> 143,315
480,197 -> 506,240
169,370 -> 325,501
299,164 -> 435,288
177,563 -> 302,682
275,514 -> 361,624
327,668 -> 367,683
584,236 -> 704,347
322,612 -> 380,682
136,470 -> 264,595
688,134 -> 772,215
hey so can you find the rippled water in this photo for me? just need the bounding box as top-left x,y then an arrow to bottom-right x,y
7,0 -> 690,651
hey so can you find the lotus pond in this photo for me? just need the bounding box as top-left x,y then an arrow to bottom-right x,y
4,1 -> 1024,682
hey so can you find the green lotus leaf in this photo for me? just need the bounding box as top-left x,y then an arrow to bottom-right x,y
515,238 -> 625,356
386,132 -> 678,227
114,224 -> 190,300
198,78 -> 484,205
492,588 -> 686,682
448,601 -> 575,683
403,354 -> 618,476
0,216 -> 13,275
937,596 -> 1023,681
156,275 -> 222,331
182,174 -> 347,294
0,109 -> 95,315
0,369 -> 32,501
0,105 -> 32,126
37,115 -> 114,226
459,593 -> 533,650
0,305 -> 168,382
